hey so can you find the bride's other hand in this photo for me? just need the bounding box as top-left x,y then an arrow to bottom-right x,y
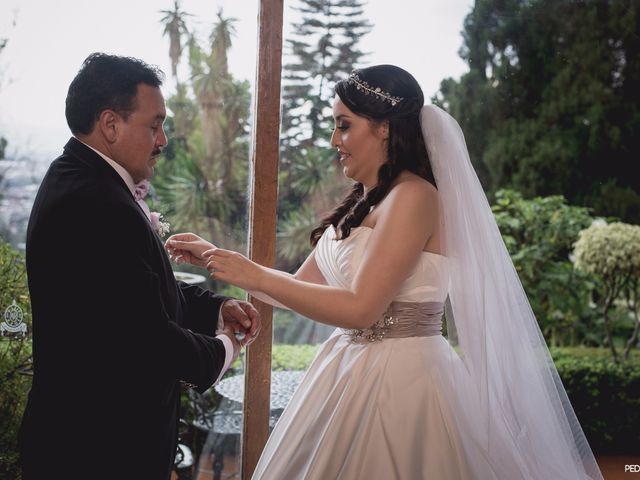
165,233 -> 216,268
203,248 -> 265,291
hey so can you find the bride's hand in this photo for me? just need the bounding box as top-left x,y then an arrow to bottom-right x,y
165,233 -> 216,268
203,248 -> 265,292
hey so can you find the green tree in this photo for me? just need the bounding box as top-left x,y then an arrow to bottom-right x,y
154,9 -> 251,254
160,0 -> 191,83
281,0 -> 371,147
188,10 -> 240,184
492,190 -> 595,346
434,0 -> 640,223
160,1 -> 192,144
573,222 -> 640,363
278,0 -> 371,269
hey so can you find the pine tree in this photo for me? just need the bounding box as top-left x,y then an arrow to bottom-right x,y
278,0 -> 371,269
282,0 -> 372,149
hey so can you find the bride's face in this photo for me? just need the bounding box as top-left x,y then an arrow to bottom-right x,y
331,97 -> 388,189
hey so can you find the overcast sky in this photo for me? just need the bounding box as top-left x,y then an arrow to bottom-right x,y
0,0 -> 474,160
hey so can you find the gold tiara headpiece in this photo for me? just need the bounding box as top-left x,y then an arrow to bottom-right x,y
347,72 -> 404,106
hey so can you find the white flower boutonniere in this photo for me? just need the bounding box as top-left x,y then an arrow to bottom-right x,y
134,180 -> 171,238
150,211 -> 171,238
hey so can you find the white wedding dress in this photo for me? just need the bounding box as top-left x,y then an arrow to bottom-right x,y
252,225 -> 492,479
252,105 -> 603,479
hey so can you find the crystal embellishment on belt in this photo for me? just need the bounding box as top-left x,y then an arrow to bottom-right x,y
346,309 -> 396,342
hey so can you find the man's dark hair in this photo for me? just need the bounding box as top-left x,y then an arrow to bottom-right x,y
65,53 -> 164,135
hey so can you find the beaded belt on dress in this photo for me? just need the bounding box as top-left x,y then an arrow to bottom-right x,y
344,301 -> 444,343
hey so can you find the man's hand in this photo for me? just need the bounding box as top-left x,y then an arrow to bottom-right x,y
165,232 -> 215,268
220,299 -> 262,346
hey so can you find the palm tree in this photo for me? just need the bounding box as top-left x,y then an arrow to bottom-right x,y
189,10 -> 238,169
160,0 -> 191,83
209,10 -> 236,74
166,81 -> 196,145
155,9 -> 250,253
219,79 -> 250,186
160,1 -> 192,143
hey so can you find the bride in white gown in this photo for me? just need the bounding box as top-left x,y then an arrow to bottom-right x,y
167,65 -> 603,479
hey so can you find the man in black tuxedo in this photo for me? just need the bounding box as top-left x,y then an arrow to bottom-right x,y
18,53 -> 260,479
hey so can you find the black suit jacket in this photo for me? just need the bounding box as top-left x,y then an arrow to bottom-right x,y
19,137 -> 228,480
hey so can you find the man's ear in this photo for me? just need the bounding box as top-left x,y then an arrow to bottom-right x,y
97,110 -> 119,143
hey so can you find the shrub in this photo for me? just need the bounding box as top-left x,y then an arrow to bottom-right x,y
271,344 -> 320,371
0,238 -> 33,479
492,190 -> 596,346
573,222 -> 640,362
551,347 -> 640,454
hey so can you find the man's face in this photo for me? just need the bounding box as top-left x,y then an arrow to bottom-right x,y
113,84 -> 167,183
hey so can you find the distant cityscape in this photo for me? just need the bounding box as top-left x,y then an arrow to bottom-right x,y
0,156 -> 48,250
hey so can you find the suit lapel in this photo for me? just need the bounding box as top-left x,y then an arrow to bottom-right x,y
63,137 -> 153,227
64,137 -> 180,313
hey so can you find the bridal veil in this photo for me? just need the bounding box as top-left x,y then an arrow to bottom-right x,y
421,105 -> 603,479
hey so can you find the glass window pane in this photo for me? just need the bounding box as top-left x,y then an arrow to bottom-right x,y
0,1 -> 258,478
272,0 -> 475,383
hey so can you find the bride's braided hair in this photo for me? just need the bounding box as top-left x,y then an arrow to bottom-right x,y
311,65 -> 435,246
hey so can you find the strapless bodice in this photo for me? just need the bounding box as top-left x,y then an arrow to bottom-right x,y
315,225 -> 450,303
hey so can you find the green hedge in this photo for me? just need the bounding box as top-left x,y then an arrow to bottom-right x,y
272,344 -> 320,371
551,347 -> 640,454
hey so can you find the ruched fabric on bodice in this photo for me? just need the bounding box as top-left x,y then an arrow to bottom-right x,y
313,226 -> 451,342
315,225 -> 449,303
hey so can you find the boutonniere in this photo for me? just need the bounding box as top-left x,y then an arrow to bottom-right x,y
134,180 -> 171,238
150,211 -> 171,238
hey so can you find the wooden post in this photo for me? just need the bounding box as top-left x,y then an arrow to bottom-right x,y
242,0 -> 283,477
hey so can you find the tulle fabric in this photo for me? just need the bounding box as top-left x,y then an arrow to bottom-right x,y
421,105 -> 602,479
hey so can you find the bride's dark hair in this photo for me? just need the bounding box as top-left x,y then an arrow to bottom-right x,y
310,64 -> 435,246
